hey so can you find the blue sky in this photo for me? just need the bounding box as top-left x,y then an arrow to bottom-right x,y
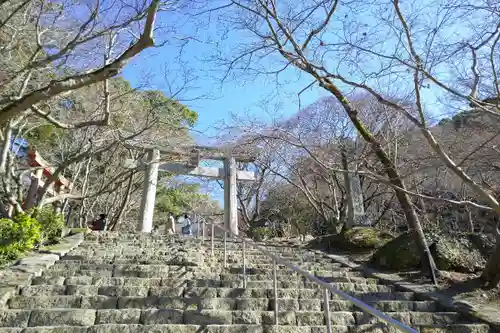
121,8 -> 332,204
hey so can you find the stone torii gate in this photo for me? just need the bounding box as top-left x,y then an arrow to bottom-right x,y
125,145 -> 256,236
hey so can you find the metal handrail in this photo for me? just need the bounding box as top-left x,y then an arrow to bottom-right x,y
203,221 -> 418,333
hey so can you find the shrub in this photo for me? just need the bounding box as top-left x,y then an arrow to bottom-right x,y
0,214 -> 41,266
31,207 -> 65,243
251,227 -> 272,241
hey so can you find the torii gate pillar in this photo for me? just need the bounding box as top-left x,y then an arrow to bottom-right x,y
138,148 -> 160,233
224,155 -> 238,236
131,147 -> 255,235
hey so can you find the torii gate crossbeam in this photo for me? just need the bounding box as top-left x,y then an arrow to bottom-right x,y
124,144 -> 256,236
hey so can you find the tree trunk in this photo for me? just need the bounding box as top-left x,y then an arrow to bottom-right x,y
78,158 -> 92,228
481,241 -> 500,288
109,173 -> 134,231
270,49 -> 438,278
0,122 -> 13,174
318,79 -> 439,279
24,175 -> 40,210
341,146 -> 354,228
369,137 -> 438,278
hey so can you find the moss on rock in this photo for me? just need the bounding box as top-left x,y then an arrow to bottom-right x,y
370,232 -> 428,270
371,231 -> 492,273
307,227 -> 394,253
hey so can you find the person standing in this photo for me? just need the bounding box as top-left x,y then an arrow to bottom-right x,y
182,214 -> 192,236
166,212 -> 176,235
89,214 -> 106,232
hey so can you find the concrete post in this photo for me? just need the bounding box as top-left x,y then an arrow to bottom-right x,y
138,149 -> 160,233
224,155 -> 238,236
341,142 -> 366,227
341,146 -> 354,228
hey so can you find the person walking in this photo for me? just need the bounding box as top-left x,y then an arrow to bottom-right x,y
182,214 -> 192,236
166,212 -> 176,235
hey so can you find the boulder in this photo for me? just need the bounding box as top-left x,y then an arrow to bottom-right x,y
307,227 -> 394,253
371,232 -> 495,273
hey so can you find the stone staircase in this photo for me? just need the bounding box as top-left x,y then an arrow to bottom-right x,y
0,232 -> 492,333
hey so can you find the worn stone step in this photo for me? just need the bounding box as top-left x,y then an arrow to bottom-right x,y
35,272 -> 359,287
207,259 -> 342,267
8,295 -> 441,312
52,263 -> 198,274
72,251 -> 200,259
2,323 -> 489,333
186,288 -> 417,301
50,263 -> 345,277
185,280 -> 395,291
64,253 -> 202,262
40,270 -> 373,289
0,309 -> 464,326
44,264 -> 353,278
206,263 -> 349,271
21,282 -> 395,299
32,275 -> 387,290
31,276 -> 164,287
226,267 -> 364,277
58,256 -> 338,268
20,284 -> 414,301
218,274 -> 376,284
42,267 -> 194,279
57,259 -> 201,265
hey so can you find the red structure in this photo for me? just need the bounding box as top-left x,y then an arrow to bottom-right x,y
27,149 -> 71,190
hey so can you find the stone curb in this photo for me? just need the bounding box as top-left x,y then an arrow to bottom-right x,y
0,232 -> 84,308
309,249 -> 500,332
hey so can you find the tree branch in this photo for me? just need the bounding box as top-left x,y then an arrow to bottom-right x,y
0,0 -> 160,125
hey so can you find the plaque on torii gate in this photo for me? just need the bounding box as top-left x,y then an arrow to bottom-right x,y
124,146 -> 256,236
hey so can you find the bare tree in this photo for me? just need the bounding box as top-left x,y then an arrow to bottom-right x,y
203,0 -> 450,280
201,0 -> 500,286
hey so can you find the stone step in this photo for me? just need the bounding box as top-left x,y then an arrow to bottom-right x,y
20,285 -> 416,301
185,280 -> 395,291
217,274 -> 377,284
41,267 -> 351,279
50,260 -> 353,276
36,274 -> 370,289
62,254 -> 202,263
43,266 -> 372,286
56,255 -> 205,265
74,244 -> 305,252
75,245 -> 306,256
0,324 -> 491,333
0,309 -> 465,327
0,232 -> 488,333
32,276 -> 393,290
8,295 -> 442,312
31,274 -> 378,287
62,253 -> 341,267
226,268 -> 365,277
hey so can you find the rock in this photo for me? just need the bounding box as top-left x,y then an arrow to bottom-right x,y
371,232 -> 493,272
467,233 -> 495,257
433,236 -> 485,273
306,227 -> 393,253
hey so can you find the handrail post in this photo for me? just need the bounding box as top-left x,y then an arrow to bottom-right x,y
224,231 -> 227,268
273,259 -> 278,326
242,240 -> 247,288
324,288 -> 332,333
211,223 -> 215,256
